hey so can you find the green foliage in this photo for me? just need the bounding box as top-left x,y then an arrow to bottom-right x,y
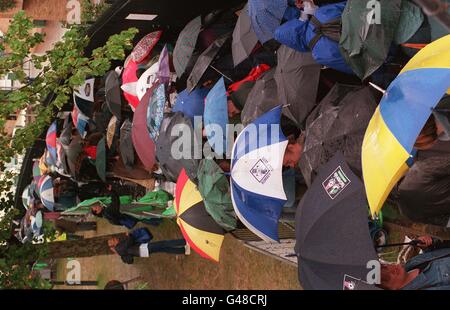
0,0 -> 16,13
0,8 -> 138,288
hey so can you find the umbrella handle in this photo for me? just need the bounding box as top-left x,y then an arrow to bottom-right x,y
376,240 -> 421,248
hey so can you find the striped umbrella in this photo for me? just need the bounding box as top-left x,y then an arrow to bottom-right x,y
362,35 -> 450,215
32,160 -> 42,183
22,185 -> 32,209
37,175 -> 54,211
175,169 -> 225,262
45,121 -> 57,166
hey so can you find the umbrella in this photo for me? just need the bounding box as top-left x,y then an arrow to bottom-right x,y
248,0 -> 288,44
197,159 -> 237,231
186,32 -> 232,92
37,175 -> 54,211
72,106 -> 89,138
362,34 -> 450,215
120,119 -> 135,170
132,88 -> 157,171
130,30 -> 162,64
173,16 -> 202,77
300,84 -> 377,187
155,112 -> 201,183
176,168 -> 225,262
62,137 -> 84,178
73,78 -> 95,117
204,78 -> 229,155
121,190 -> 174,220
121,59 -> 140,110
274,46 -> 321,127
104,70 -> 122,119
136,62 -> 159,100
106,115 -> 118,149
32,160 -> 42,183
59,116 -> 73,147
172,87 -> 209,126
339,0 -> 402,80
157,44 -> 171,85
295,152 -> 379,290
232,4 -> 259,67
230,106 -> 288,242
146,83 -> 167,142
22,185 -> 32,209
95,137 -> 106,182
45,121 -> 57,166
241,68 -> 278,126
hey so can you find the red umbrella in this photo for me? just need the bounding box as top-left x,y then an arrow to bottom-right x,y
121,59 -> 140,110
131,86 -> 157,171
130,31 -> 163,64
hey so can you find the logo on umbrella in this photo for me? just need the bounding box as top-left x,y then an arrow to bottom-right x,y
250,158 -> 272,184
322,166 -> 351,200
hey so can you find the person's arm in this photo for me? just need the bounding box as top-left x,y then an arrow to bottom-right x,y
417,236 -> 450,252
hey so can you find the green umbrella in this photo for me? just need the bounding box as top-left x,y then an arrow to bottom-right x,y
339,0 -> 402,80
197,159 -> 237,231
394,0 -> 425,44
95,137 -> 106,182
120,190 -> 175,219
61,195 -> 133,216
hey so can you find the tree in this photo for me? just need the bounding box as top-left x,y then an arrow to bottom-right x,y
0,4 -> 138,288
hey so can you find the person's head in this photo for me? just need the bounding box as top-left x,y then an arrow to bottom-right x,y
91,204 -> 104,217
107,237 -> 120,249
379,263 -> 409,290
104,280 -> 125,290
415,116 -> 438,150
283,134 -> 305,168
227,99 -> 241,119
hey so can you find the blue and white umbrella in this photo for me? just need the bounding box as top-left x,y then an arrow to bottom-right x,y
204,78 -> 228,155
38,175 -> 54,211
230,106 -> 288,242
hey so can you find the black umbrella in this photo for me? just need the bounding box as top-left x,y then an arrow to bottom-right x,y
187,32 -> 232,92
155,112 -> 201,183
274,46 -> 321,128
119,119 -> 135,170
232,4 -> 258,67
62,136 -> 84,178
295,152 -> 379,290
300,84 -> 377,186
173,16 -> 203,77
105,70 -> 122,119
59,115 -> 73,147
240,68 -> 279,126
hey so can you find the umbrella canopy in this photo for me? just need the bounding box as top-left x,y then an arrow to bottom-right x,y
232,4 -> 258,67
106,115 -> 118,149
37,175 -> 54,211
72,106 -> 89,138
339,0 -> 402,80
32,160 -> 42,183
204,78 -> 228,155
362,34 -> 450,215
121,59 -> 140,110
186,32 -> 232,92
130,30 -> 163,64
173,87 -> 208,126
296,152 -> 378,290
121,190 -> 174,220
274,46 -> 321,127
157,44 -> 171,85
136,62 -> 160,100
155,112 -> 201,183
120,119 -> 135,170
95,137 -> 106,182
73,78 -> 95,117
248,0 -> 288,44
62,137 -> 84,178
300,84 -> 377,187
173,16 -> 202,77
104,70 -> 122,119
230,106 -> 288,242
241,68 -> 278,126
197,159 -> 236,231
146,83 -> 167,141
21,185 -> 32,209
176,168 -> 225,262
132,88 -> 157,171
45,121 -> 57,166
59,116 -> 73,147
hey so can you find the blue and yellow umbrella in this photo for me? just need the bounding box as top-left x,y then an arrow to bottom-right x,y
362,35 -> 450,216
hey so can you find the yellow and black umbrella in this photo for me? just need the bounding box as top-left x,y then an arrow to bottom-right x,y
175,169 -> 224,262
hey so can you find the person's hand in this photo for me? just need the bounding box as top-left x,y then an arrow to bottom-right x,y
416,236 -> 433,249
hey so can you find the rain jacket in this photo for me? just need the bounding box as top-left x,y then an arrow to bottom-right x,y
274,2 -> 353,74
